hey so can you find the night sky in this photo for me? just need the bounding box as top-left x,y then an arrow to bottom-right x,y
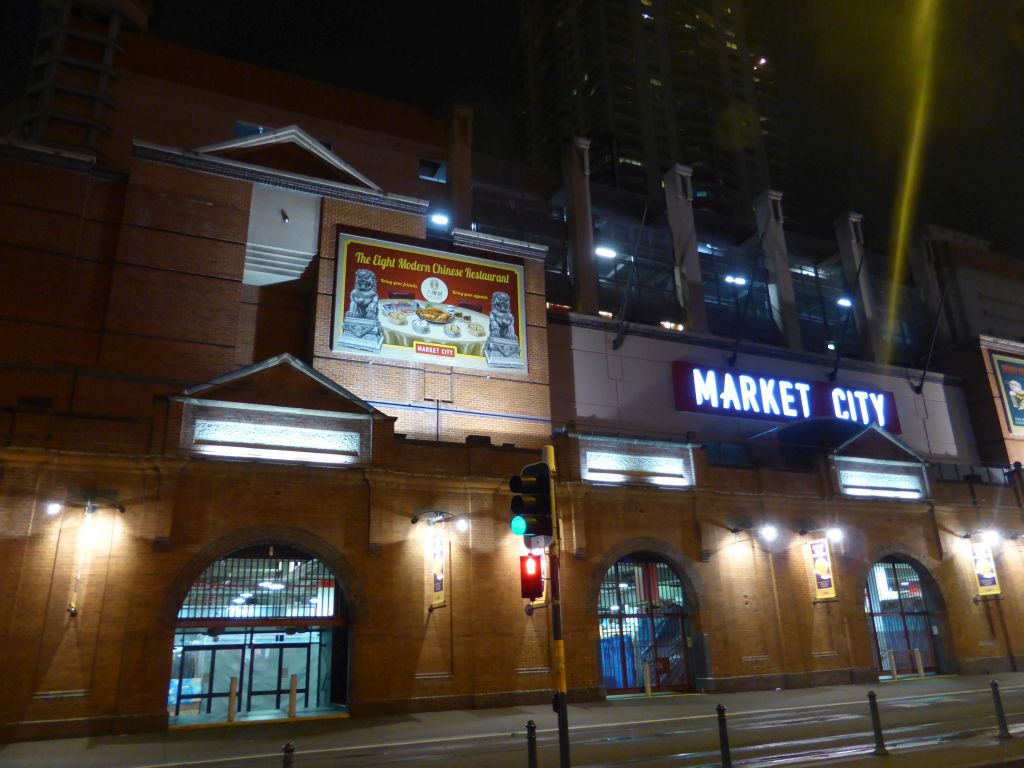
3,0 -> 1023,257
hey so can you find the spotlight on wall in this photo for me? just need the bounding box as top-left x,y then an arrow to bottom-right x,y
280,209 -> 290,223
429,212 -> 450,227
595,246 -> 617,259
759,525 -> 779,542
410,510 -> 467,531
826,527 -> 844,543
836,297 -> 853,308
64,495 -> 125,514
981,529 -> 1001,545
46,502 -> 62,516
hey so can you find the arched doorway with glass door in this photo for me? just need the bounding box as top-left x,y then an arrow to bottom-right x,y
168,543 -> 349,724
598,554 -> 701,694
864,555 -> 948,679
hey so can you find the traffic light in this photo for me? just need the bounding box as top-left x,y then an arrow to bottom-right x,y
509,461 -> 552,538
520,554 -> 544,600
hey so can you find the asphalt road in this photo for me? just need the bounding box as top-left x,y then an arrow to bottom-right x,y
7,675 -> 1024,767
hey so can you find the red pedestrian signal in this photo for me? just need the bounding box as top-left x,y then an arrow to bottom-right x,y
520,554 -> 544,600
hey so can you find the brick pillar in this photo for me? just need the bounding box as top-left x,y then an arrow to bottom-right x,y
664,164 -> 708,334
754,190 -> 802,350
563,137 -> 599,316
834,212 -> 884,363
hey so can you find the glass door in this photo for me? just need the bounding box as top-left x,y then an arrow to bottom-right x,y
170,640 -> 245,717
865,559 -> 937,676
598,558 -> 692,693
246,633 -> 314,713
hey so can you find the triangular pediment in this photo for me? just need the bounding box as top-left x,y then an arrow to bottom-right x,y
178,354 -> 384,417
196,125 -> 381,191
748,418 -> 924,469
832,424 -> 925,464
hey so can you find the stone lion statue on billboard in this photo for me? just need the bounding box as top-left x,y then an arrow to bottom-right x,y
347,268 -> 379,320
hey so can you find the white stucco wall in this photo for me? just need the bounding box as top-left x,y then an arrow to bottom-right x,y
549,318 -> 980,463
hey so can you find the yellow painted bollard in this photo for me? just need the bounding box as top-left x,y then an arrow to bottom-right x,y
643,662 -> 652,698
228,677 -> 238,722
288,674 -> 298,719
914,648 -> 925,678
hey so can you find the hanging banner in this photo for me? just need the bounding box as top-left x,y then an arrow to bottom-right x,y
431,525 -> 447,609
810,538 -> 836,600
971,542 -> 1001,597
990,352 -> 1024,436
333,234 -> 528,374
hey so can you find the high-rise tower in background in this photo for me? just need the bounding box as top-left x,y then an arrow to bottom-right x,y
521,0 -> 787,222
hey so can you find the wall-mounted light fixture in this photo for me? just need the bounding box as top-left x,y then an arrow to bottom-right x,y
795,522 -> 845,543
726,519 -> 751,535
961,528 -> 1003,544
410,510 -> 469,531
63,495 -> 125,514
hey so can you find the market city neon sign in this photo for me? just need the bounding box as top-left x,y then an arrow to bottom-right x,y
671,361 -> 901,432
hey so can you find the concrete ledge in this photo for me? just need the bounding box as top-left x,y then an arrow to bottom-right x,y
957,656 -> 1024,676
0,711 -> 167,743
698,667 -> 877,693
351,686 -> 604,718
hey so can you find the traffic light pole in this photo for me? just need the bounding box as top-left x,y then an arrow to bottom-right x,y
543,444 -> 571,768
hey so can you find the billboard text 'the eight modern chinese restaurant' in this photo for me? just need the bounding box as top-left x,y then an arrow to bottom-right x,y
333,234 -> 528,374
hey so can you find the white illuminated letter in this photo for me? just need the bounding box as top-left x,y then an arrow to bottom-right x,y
779,380 -> 798,417
693,369 -> 719,408
759,378 -> 781,415
794,382 -> 812,418
832,388 -> 849,420
869,392 -> 886,427
720,373 -> 741,411
738,375 -> 760,413
853,391 -> 871,424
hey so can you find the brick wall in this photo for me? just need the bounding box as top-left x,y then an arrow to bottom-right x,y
311,198 -> 553,447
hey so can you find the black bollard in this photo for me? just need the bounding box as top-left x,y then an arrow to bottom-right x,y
867,691 -> 888,756
717,704 -> 732,768
526,719 -> 538,768
991,680 -> 1012,740
282,741 -> 295,768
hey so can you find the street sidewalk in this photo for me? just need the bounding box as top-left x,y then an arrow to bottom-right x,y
5,673 -> 1024,767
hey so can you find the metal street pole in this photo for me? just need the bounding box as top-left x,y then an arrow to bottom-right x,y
544,443 -> 571,768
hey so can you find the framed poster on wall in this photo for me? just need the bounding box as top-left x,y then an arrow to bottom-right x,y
991,352 -> 1024,436
333,234 -> 528,374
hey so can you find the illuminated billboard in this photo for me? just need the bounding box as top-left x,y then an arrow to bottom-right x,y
332,234 -> 528,374
672,361 -> 901,432
991,352 -> 1024,436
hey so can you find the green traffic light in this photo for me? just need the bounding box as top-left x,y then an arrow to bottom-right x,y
510,515 -> 527,536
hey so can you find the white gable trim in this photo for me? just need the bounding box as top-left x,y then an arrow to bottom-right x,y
196,124 -> 382,191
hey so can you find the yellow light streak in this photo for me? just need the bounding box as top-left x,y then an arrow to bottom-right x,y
885,0 -> 939,363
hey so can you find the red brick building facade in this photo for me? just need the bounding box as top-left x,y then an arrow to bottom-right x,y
3,4 -> 1024,743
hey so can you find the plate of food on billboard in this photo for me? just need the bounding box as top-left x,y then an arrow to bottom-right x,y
333,234 -> 528,374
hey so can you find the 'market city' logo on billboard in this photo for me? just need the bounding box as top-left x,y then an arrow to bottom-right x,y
672,361 -> 900,432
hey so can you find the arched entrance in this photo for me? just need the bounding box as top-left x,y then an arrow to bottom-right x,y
168,543 -> 348,722
598,555 -> 697,694
864,556 -> 942,678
